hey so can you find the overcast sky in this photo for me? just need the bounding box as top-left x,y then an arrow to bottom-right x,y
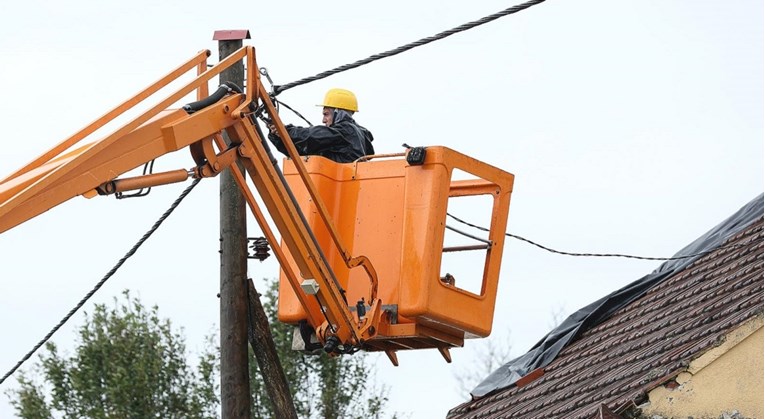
0,1 -> 762,418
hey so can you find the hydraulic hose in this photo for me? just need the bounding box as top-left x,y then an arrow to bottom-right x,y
182,82 -> 241,114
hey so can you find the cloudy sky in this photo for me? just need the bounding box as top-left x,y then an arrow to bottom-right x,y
0,0 -> 762,417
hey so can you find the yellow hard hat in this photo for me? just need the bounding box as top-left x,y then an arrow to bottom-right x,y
319,88 -> 359,112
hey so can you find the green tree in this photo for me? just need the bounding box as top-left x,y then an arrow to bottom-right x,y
8,282 -> 390,419
6,291 -> 218,419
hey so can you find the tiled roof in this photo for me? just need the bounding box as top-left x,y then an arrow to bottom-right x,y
448,216 -> 764,419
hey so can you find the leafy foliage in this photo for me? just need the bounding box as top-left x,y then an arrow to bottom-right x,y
7,282 -> 390,419
6,291 -> 217,418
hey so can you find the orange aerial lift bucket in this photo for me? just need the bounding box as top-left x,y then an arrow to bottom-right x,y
0,44 -> 512,364
277,146 -> 514,361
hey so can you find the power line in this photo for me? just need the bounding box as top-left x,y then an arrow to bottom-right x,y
265,0 -> 741,263
273,0 -> 548,95
446,212 -> 747,261
265,0 -> 711,261
274,98 -> 314,126
0,178 -> 201,387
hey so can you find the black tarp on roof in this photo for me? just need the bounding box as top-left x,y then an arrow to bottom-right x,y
471,193 -> 764,399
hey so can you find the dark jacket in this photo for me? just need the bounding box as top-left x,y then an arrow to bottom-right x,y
268,110 -> 374,163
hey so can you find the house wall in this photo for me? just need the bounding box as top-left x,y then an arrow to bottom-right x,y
643,316 -> 763,419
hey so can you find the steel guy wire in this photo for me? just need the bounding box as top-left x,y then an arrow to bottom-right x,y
0,178 -> 202,387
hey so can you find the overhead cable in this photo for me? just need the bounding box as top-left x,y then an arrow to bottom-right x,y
274,99 -> 314,126
273,0 -> 548,94
0,178 -> 201,387
446,212 -> 749,261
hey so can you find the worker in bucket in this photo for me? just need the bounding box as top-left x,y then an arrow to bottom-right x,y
267,88 -> 375,163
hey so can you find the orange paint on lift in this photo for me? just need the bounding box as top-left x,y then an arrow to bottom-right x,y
277,147 -> 514,354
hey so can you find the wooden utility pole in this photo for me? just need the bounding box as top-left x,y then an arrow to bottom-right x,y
214,30 -> 297,419
216,29 -> 251,419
